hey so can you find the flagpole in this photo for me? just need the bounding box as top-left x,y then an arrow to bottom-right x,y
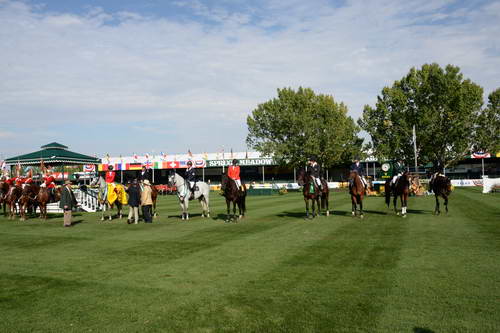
413,125 -> 418,173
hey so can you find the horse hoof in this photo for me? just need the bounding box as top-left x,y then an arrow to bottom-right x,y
360,215 -> 364,219
326,211 -> 330,217
396,212 -> 400,216
402,214 -> 407,218
101,217 -> 104,221
351,212 -> 355,216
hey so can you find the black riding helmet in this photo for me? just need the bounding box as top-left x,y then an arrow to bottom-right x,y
187,160 -> 193,166
108,165 -> 114,171
232,159 -> 239,165
309,155 -> 317,162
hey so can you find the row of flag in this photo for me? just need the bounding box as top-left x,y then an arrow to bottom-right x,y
103,148 -> 249,164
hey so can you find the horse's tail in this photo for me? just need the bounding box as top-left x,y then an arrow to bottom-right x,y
385,182 -> 391,207
240,192 -> 246,213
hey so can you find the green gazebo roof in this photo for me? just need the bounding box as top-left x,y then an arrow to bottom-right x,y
5,142 -> 100,166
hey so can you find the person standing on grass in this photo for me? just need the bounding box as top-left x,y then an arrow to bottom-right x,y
141,179 -> 153,223
127,179 -> 141,224
60,180 -> 77,227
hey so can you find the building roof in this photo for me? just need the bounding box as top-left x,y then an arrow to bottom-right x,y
5,143 -> 100,165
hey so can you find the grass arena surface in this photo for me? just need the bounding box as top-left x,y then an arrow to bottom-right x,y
0,188 -> 498,332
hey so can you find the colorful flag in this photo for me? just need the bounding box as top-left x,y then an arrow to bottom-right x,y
83,164 -> 96,172
127,163 -> 142,170
471,152 -> 491,159
144,160 -> 153,169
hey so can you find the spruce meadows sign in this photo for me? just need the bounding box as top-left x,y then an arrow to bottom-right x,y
207,158 -> 275,167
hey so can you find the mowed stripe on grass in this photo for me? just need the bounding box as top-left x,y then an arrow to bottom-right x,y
0,188 -> 498,332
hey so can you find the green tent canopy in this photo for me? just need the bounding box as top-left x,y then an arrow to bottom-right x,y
5,142 -> 100,166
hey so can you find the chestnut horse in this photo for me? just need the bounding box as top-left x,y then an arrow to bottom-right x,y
37,186 -> 61,219
430,175 -> 451,215
297,168 -> 330,218
349,170 -> 365,218
385,171 -> 411,217
18,183 -> 40,221
221,173 -> 246,221
5,185 -> 22,219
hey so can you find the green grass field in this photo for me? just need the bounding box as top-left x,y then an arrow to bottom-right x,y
0,188 -> 498,333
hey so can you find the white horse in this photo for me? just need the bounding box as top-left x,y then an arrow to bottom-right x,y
168,172 -> 210,220
91,176 -> 125,221
483,177 -> 500,193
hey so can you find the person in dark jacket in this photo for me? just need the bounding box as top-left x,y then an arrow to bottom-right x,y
349,157 -> 367,189
390,159 -> 406,186
139,166 -> 152,183
306,156 -> 322,190
127,179 -> 141,224
59,180 -> 77,227
185,161 -> 196,198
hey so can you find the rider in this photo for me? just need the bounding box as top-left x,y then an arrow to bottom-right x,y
306,156 -> 322,191
429,160 -> 444,188
40,162 -> 57,202
349,157 -> 368,190
185,161 -> 196,199
390,159 -> 406,187
228,159 -> 244,191
104,165 -> 116,199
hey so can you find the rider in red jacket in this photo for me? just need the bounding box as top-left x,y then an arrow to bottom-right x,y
228,159 -> 243,191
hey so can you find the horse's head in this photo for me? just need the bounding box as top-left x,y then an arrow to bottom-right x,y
167,171 -> 176,186
296,168 -> 307,186
349,170 -> 358,179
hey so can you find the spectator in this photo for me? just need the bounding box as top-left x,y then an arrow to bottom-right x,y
127,179 -> 141,224
59,180 -> 77,227
141,179 -> 153,223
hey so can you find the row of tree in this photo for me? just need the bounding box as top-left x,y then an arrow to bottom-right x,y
246,63 -> 500,168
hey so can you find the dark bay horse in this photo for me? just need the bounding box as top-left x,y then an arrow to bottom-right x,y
0,180 -> 10,216
430,175 -> 451,214
385,172 -> 410,217
297,168 -> 330,218
349,170 -> 364,218
18,183 -> 40,221
221,173 -> 246,221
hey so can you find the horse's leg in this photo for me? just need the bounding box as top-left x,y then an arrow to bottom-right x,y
226,199 -> 231,221
434,194 -> 440,215
305,198 -> 310,218
444,194 -> 448,214
402,194 -> 407,216
359,195 -> 364,218
394,195 -> 398,215
351,196 -> 356,216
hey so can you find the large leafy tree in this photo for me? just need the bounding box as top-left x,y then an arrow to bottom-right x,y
475,88 -> 500,154
246,87 -> 362,167
359,63 -> 489,167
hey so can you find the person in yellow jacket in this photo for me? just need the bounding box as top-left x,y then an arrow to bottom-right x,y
141,179 -> 153,223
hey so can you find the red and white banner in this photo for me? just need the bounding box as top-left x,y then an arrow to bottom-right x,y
471,152 -> 491,159
83,164 -> 96,172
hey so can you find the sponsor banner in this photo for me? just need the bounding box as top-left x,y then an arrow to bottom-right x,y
207,158 -> 275,167
52,172 -> 70,180
83,164 -> 95,172
451,179 -> 483,187
471,152 -> 491,159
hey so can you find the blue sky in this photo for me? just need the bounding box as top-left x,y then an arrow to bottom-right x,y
0,0 -> 499,158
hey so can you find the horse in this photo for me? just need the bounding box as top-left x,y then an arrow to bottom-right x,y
221,173 -> 246,221
93,176 -> 126,221
385,171 -> 411,217
349,170 -> 365,218
5,185 -> 22,220
37,186 -> 61,219
168,172 -> 210,220
297,168 -> 330,218
0,180 -> 10,216
18,183 -> 40,221
430,175 -> 451,215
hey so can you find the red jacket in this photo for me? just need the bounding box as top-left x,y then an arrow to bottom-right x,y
105,171 -> 115,183
44,176 -> 55,188
228,166 -> 240,180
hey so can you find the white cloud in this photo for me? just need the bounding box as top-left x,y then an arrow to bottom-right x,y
0,0 -> 499,155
